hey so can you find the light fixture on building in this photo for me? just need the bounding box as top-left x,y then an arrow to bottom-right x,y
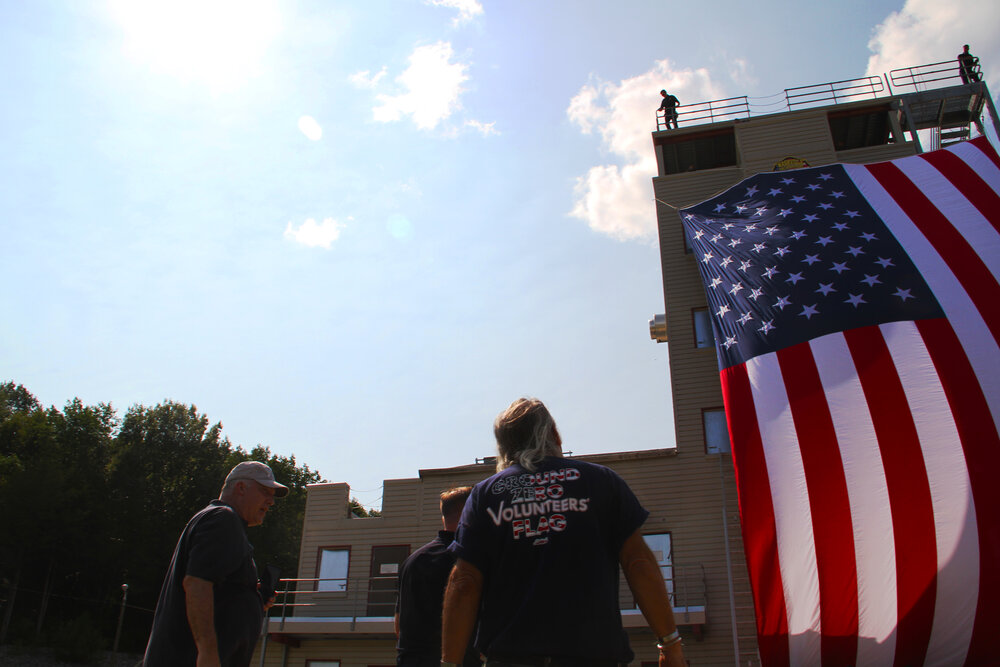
649,314 -> 668,342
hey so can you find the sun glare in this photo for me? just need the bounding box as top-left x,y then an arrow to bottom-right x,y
109,0 -> 281,92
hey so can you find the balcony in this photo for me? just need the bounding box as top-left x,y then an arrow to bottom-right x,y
263,565 -> 709,644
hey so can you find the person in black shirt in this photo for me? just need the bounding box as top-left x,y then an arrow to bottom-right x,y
441,398 -> 686,667
143,461 -> 288,667
958,44 -> 980,84
659,89 -> 680,129
395,486 -> 478,667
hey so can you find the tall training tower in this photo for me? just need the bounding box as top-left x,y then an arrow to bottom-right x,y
648,57 -> 996,666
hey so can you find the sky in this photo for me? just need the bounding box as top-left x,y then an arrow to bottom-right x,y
2,0 -> 997,510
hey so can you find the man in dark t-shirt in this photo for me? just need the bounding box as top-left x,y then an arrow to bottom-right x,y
395,486 -> 478,667
958,45 -> 980,84
441,398 -> 686,667
143,461 -> 288,667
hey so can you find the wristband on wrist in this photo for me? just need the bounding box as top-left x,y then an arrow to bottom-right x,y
657,629 -> 682,650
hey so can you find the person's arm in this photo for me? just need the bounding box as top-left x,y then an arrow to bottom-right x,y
393,612 -> 400,638
619,531 -> 686,667
440,558 -> 483,664
183,575 -> 221,667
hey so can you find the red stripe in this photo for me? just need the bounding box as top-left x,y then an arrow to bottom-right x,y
844,326 -> 936,667
721,365 -> 789,667
920,149 -> 1000,235
968,136 -> 1000,171
775,344 -> 858,665
916,319 -> 1000,667
864,161 -> 1000,350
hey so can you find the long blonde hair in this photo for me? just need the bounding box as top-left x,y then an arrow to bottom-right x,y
494,398 -> 561,472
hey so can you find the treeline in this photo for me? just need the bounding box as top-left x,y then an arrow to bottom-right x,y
0,381 -> 326,657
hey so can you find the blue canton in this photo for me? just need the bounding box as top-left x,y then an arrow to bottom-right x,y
680,164 -> 944,370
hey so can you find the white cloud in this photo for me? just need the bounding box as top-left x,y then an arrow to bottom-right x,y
297,115 -> 323,141
284,217 -> 348,249
372,41 -> 469,130
349,67 -> 388,89
465,119 -> 498,136
866,0 -> 999,90
567,60 -> 727,242
425,0 -> 483,26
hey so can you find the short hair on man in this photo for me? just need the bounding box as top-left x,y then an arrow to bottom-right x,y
440,486 -> 473,523
494,397 -> 560,472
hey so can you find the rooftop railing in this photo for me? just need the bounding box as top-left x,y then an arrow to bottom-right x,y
889,58 -> 981,90
656,58 -> 983,132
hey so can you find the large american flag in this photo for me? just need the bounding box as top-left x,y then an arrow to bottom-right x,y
679,137 -> 1000,667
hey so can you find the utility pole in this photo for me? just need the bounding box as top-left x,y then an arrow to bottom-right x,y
112,584 -> 128,666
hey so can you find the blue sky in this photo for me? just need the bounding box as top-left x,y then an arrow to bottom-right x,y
2,0 -> 997,510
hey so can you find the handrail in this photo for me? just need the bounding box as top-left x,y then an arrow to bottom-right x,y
657,96 -> 750,131
269,566 -> 708,629
653,58 -> 986,132
784,75 -> 884,110
889,58 -> 981,89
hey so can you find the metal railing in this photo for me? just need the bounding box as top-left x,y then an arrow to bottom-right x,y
657,96 -> 750,131
889,58 -> 981,89
653,58 -> 986,132
268,565 -> 708,630
784,75 -> 885,110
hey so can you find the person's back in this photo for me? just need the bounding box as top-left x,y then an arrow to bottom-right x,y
395,486 -> 478,667
442,398 -> 685,667
454,456 -> 644,662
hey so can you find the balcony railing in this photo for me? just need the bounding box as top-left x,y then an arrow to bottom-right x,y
656,96 -> 749,131
784,75 -> 885,110
655,59 -> 985,132
889,58 -> 982,90
267,564 -> 708,632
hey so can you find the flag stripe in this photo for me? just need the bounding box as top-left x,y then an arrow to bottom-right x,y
863,161 -> 1000,352
963,136 -> 1000,173
844,326 -> 936,667
899,153 -> 1000,282
920,150 -> 1000,235
745,353 -> 822,665
775,343 -> 858,665
846,164 -> 1000,435
916,319 -> 1000,667
881,321 -> 977,667
721,365 -> 790,667
810,333 -> 897,667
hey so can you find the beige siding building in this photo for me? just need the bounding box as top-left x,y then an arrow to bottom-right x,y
253,64 -> 993,667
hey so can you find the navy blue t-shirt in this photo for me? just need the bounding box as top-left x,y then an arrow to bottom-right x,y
451,457 -> 648,662
144,500 -> 263,667
395,531 -> 480,667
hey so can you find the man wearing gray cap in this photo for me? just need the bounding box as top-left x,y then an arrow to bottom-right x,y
143,461 -> 289,667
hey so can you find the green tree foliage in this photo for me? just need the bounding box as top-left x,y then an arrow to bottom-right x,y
0,383 -> 325,652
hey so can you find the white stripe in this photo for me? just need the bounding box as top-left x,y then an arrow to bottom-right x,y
844,163 -> 1000,438
810,332 -> 897,667
947,140 -> 1000,198
745,353 -> 821,665
881,321 -> 978,667
893,154 -> 1000,283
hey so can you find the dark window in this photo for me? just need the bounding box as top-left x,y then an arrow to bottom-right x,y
693,308 -> 714,349
659,128 -> 737,175
828,106 -> 891,150
703,408 -> 731,455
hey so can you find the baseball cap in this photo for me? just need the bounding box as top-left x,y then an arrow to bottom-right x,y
225,461 -> 289,497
